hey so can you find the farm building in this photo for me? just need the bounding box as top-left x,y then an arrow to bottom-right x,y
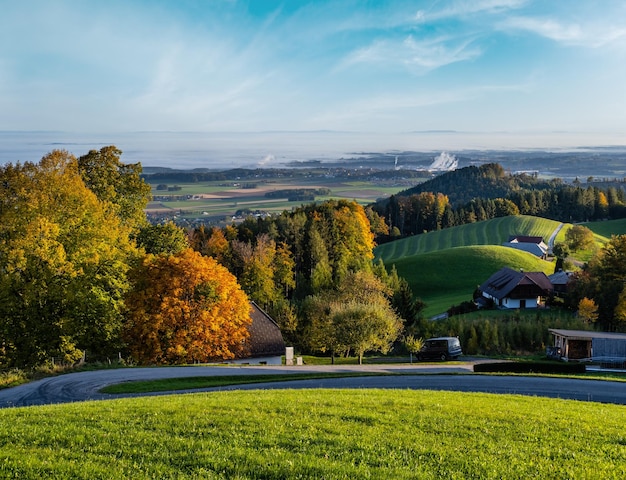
548,269 -> 573,296
228,302 -> 285,365
549,329 -> 626,366
502,235 -> 549,258
478,267 -> 553,309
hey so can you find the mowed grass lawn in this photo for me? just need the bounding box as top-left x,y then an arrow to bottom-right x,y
374,215 -> 566,262
0,389 -> 624,479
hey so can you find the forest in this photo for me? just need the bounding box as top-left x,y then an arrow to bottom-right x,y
373,163 -> 626,240
2,147 -> 626,371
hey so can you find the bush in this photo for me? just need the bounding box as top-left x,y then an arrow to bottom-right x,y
473,361 -> 586,374
0,369 -> 28,389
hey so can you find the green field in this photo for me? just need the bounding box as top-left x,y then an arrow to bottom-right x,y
0,389 -> 624,479
374,215 -> 565,262
583,218 -> 626,238
384,245 -> 556,317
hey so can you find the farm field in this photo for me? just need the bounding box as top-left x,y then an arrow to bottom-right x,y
146,176 -> 406,220
0,389 -> 623,479
384,245 -> 556,318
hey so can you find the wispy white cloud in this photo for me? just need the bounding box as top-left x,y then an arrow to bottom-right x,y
415,0 -> 528,22
341,34 -> 482,73
500,16 -> 626,48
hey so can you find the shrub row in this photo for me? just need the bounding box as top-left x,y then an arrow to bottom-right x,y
473,361 -> 586,374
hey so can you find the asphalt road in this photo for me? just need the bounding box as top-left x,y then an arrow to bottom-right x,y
1,363 -> 625,408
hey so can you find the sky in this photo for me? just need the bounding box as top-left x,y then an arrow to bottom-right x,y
1,0 -> 626,160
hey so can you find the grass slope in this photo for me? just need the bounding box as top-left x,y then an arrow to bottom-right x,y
388,245 -> 555,317
374,215 -> 564,263
583,218 -> 626,238
0,390 -> 623,479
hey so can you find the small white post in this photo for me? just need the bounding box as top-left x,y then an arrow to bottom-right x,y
285,347 -> 294,366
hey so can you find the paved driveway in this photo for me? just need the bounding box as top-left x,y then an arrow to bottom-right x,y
1,363 -> 625,408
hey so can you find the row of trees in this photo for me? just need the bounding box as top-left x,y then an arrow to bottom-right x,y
0,147 -> 417,368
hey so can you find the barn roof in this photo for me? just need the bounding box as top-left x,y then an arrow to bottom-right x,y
243,302 -> 285,358
508,235 -> 545,244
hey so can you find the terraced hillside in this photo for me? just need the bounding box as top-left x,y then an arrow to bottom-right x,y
388,245 -> 556,317
374,215 -> 565,263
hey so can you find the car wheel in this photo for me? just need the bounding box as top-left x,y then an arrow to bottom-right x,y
440,353 -> 447,361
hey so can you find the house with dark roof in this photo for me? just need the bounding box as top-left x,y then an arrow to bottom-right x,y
503,235 -> 549,258
478,267 -> 553,309
228,302 -> 285,365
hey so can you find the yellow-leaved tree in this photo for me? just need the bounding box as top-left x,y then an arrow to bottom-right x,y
123,248 -> 251,364
0,151 -> 139,368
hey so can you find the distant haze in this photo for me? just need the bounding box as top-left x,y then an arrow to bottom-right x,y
1,2 -> 626,148
2,131 -> 625,170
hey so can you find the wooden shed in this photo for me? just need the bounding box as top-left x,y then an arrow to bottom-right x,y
549,329 -> 626,366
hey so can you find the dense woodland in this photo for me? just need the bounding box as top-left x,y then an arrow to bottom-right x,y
2,147 -> 626,371
374,163 -> 626,240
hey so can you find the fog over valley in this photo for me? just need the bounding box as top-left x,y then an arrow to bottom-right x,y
2,130 -> 626,180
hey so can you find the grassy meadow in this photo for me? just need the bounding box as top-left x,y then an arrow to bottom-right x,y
374,215 -> 566,262
584,217 -> 626,238
383,245 -> 555,317
0,389 -> 624,479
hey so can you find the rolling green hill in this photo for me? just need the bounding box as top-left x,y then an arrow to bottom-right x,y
387,245 -> 556,317
374,215 -> 564,263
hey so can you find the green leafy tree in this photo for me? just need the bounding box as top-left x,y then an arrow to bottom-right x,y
565,225 -> 595,252
0,151 -> 138,367
552,243 -> 570,272
135,222 -> 188,255
613,287 -> 626,326
404,335 -> 424,363
332,300 -> 401,364
303,271 -> 402,364
77,146 -> 152,229
574,235 -> 626,328
230,234 -> 278,309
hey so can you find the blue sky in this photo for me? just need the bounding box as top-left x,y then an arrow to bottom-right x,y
1,0 -> 625,146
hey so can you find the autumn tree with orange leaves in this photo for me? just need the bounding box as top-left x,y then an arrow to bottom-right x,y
123,249 -> 251,364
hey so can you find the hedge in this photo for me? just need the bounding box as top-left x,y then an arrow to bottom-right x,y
473,362 -> 586,374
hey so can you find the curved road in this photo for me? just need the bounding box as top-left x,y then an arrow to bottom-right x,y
1,363 -> 626,408
547,222 -> 564,254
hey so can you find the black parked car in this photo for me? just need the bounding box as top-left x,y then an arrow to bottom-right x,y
417,337 -> 463,361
